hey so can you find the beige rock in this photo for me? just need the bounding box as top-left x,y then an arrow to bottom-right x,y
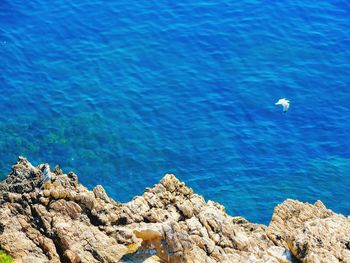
267,246 -> 294,263
268,199 -> 350,262
177,199 -> 194,218
93,185 -> 110,202
0,158 -> 348,263
50,199 -> 82,220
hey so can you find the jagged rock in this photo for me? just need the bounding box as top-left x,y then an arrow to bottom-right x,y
0,158 -> 348,262
267,199 -> 350,262
93,185 -> 110,203
267,246 -> 294,263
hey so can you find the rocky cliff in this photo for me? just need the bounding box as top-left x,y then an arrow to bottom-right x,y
0,157 -> 349,263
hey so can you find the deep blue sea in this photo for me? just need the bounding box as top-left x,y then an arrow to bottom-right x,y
1,0 -> 350,224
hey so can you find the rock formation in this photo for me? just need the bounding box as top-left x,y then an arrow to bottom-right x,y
0,157 -> 349,262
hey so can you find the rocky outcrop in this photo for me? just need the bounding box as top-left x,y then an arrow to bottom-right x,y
0,157 -> 349,263
267,199 -> 350,262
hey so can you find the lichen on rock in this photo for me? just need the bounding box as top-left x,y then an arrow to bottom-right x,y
0,250 -> 13,263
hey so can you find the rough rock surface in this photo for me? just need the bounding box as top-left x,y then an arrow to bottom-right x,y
267,199 -> 350,263
0,157 -> 348,262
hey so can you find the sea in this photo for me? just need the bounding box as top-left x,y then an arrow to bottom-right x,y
0,0 -> 349,224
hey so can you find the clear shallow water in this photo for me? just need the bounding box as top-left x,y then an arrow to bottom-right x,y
1,0 -> 350,224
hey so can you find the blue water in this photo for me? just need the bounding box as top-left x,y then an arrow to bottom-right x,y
1,0 -> 350,224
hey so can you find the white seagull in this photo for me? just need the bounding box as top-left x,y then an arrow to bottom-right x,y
275,98 -> 290,112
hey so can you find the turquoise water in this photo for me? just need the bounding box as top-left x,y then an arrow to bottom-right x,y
1,0 -> 350,224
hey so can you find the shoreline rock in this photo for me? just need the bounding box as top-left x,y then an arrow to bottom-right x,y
0,157 -> 349,262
